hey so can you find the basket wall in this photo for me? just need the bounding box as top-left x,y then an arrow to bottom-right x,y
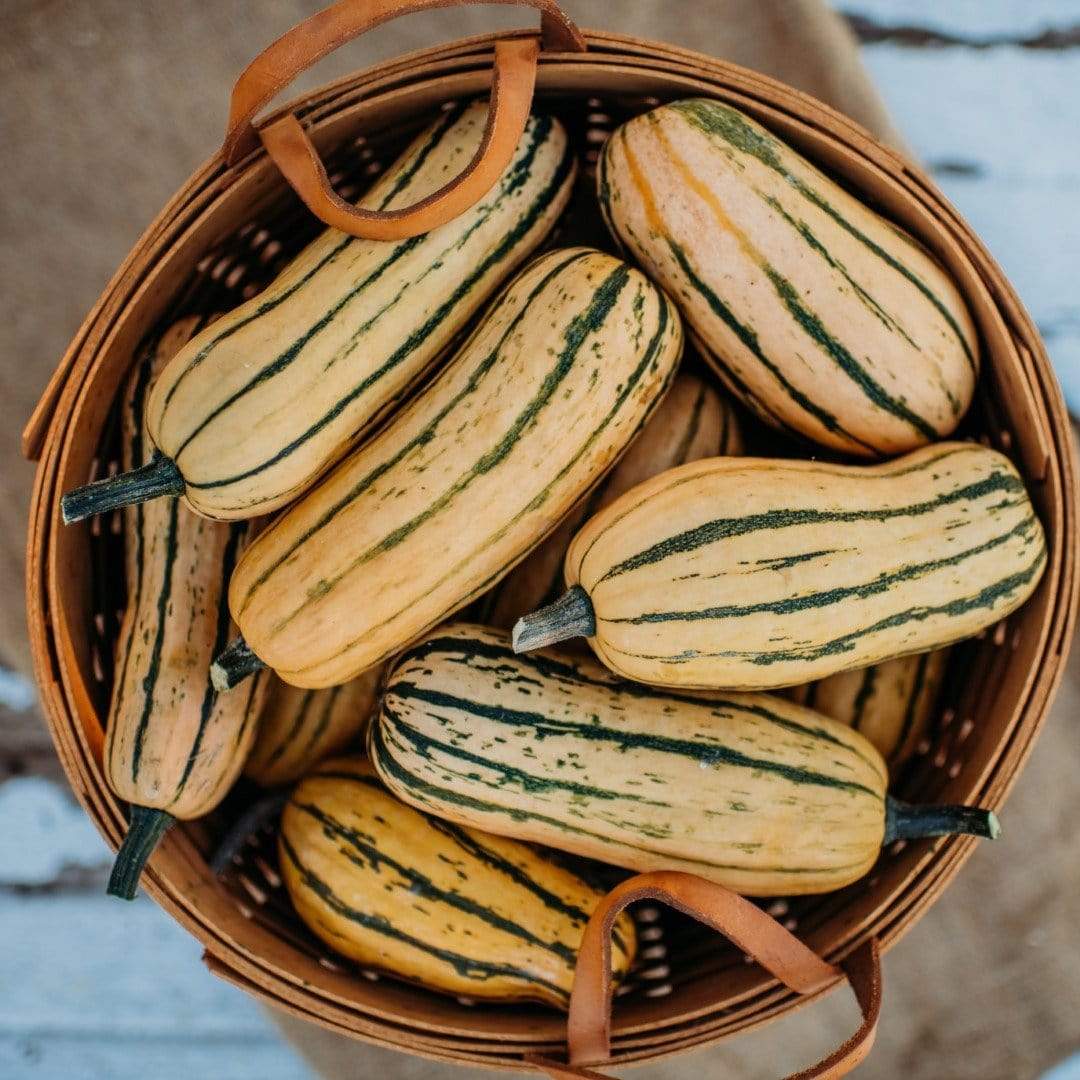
25,30 -> 1078,1069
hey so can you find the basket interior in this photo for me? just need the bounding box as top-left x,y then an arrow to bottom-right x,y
60,71 -> 1069,1057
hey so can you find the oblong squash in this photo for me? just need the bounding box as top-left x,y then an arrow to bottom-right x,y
370,625 -> 999,898
484,372 -> 740,630
104,318 -> 267,900
513,443 -> 1046,691
280,756 -> 636,1008
599,97 -> 978,457
62,102 -> 575,524
244,667 -> 384,787
789,649 -> 950,767
215,247 -> 683,690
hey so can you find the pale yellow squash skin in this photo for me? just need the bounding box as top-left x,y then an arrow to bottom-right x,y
599,98 -> 978,457
244,666 -> 384,787
561,442 -> 1044,691
106,318 -> 267,819
280,757 -> 636,1008
146,103 -> 574,519
788,649 -> 950,767
372,625 -> 888,897
228,248 -> 683,688
485,372 -> 740,630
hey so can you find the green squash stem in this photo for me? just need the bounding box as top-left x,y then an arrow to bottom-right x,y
884,796 -> 1000,845
512,585 -> 596,653
62,452 -> 184,524
107,806 -> 174,900
211,636 -> 266,691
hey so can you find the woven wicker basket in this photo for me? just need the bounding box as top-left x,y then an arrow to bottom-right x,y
24,1 -> 1078,1074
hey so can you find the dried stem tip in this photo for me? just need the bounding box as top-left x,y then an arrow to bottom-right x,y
512,585 -> 596,653
884,797 -> 1001,845
211,637 -> 266,691
62,452 -> 184,524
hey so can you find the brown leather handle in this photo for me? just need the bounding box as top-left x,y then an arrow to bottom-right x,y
528,871 -> 882,1080
222,0 -> 585,240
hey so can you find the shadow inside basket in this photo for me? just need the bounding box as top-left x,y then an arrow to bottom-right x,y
80,92 -> 1006,1024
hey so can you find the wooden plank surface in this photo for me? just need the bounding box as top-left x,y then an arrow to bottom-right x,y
858,42 -> 1080,413
842,1 -> 1080,40
0,778 -> 314,1078
0,891 -> 309,1080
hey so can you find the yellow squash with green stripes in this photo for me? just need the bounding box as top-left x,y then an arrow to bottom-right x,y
512,443 -> 1045,691
484,371 -> 740,630
598,97 -> 978,457
244,667 -> 384,787
62,101 -> 575,524
370,625 -> 999,897
213,247 -> 683,690
280,756 -> 636,1007
789,649 -> 950,767
104,318 -> 268,900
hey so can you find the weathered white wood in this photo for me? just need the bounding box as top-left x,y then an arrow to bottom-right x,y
0,778 -> 107,887
0,1035 -> 307,1080
862,47 -> 1080,177
0,891 -> 311,1079
1043,1054 -> 1080,1080
841,1 -> 1080,38
863,44 -> 1080,412
0,669 -> 35,712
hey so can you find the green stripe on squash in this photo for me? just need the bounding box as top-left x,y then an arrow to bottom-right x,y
372,625 -> 1000,898
62,103 -> 575,523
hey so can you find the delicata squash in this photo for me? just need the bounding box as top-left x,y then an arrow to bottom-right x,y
484,371 -> 741,630
62,101 -> 575,524
513,443 -> 1046,691
788,649 -> 951,767
280,757 -> 636,1007
104,318 -> 267,900
244,667 -> 383,787
212,247 -> 683,690
599,98 -> 978,457
370,625 -> 999,898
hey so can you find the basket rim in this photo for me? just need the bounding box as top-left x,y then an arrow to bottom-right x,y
25,27 -> 1080,1070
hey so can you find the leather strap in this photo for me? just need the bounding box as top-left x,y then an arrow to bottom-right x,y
222,0 -> 586,240
528,872 -> 882,1080
260,36 -> 538,240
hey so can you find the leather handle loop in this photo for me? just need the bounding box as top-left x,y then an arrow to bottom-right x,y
528,871 -> 882,1080
221,0 -> 585,240
258,36 -> 537,240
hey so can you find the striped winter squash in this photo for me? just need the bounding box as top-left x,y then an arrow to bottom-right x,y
104,318 -> 267,899
513,443 -> 1046,691
213,247 -> 683,690
280,756 -> 636,1007
788,649 -> 950,767
371,625 -> 999,898
245,667 -> 384,787
599,98 -> 978,457
483,371 -> 740,630
62,102 -> 575,523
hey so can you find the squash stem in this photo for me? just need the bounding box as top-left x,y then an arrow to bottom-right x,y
107,806 -> 173,900
211,636 -> 266,691
209,791 -> 289,875
884,796 -> 1000,845
512,586 -> 595,653
62,452 -> 184,524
